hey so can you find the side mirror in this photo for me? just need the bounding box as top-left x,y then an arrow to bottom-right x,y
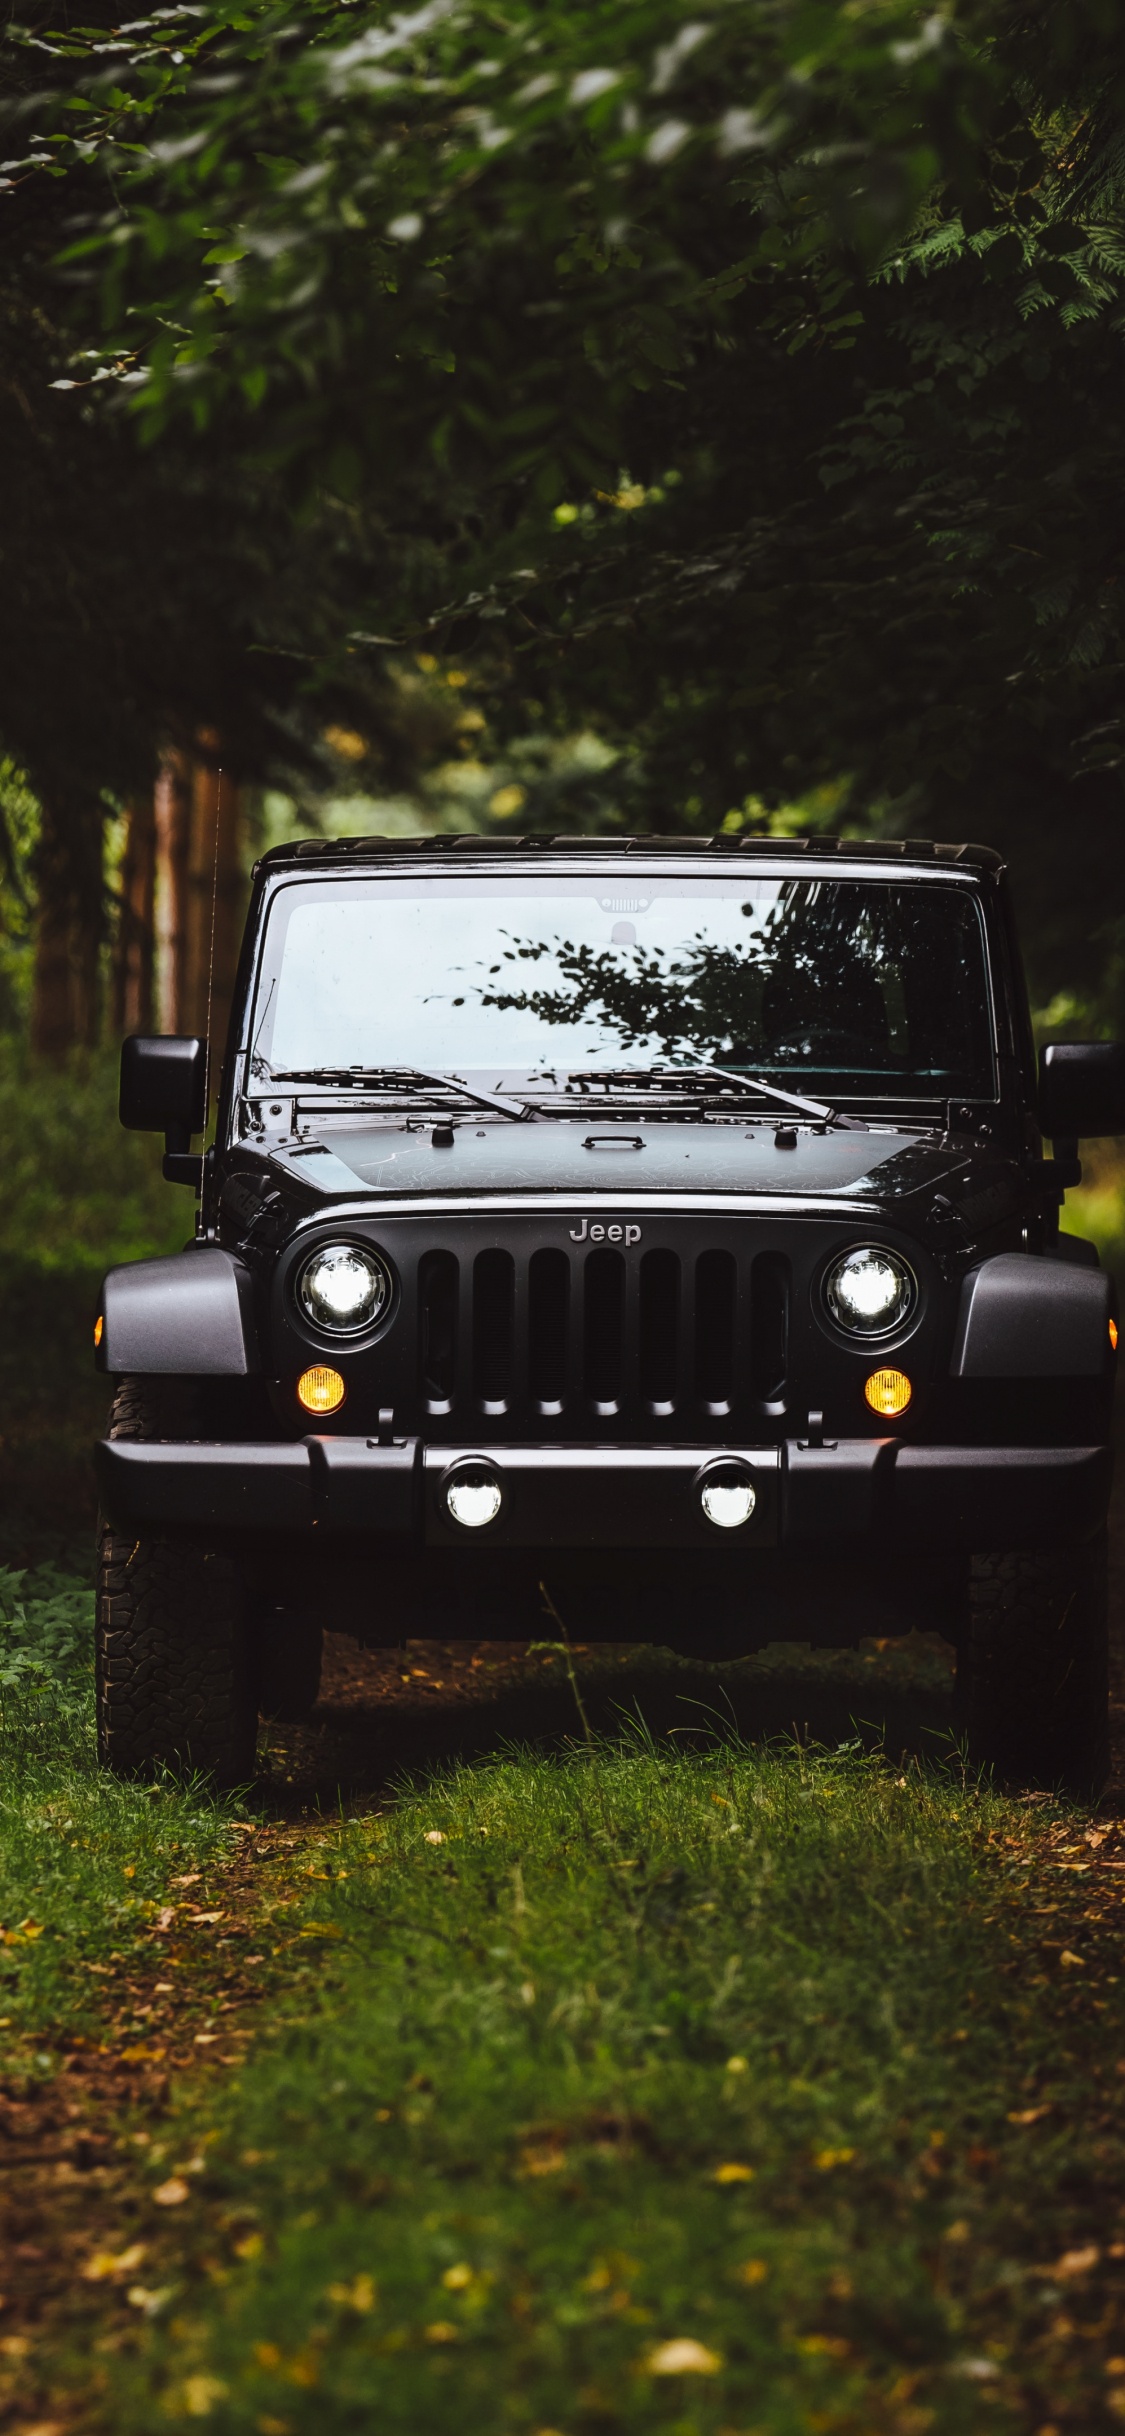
1039,1040 -> 1125,1141
120,1036 -> 207,1185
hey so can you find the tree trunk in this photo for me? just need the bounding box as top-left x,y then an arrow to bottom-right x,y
154,749 -> 191,1033
183,742 -> 242,1042
154,740 -> 243,1107
31,795 -> 104,1059
112,791 -> 156,1036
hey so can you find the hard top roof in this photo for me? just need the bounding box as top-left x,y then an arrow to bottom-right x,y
257,832 -> 1004,875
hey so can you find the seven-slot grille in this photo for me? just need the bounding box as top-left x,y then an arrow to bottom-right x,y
416,1241 -> 790,1435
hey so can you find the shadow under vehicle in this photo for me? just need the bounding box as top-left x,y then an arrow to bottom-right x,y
95,835 -> 1123,1792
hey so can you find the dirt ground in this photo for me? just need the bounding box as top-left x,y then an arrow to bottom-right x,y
259,1411 -> 1125,1805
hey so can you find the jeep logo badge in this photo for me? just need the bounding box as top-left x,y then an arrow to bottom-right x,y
569,1219 -> 642,1244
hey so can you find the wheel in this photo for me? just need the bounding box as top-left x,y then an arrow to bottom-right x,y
255,1613 -> 324,1723
96,1377 -> 258,1786
955,1535 -> 1109,1799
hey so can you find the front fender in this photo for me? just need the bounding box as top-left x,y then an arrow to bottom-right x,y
951,1251 -> 1115,1379
97,1246 -> 260,1376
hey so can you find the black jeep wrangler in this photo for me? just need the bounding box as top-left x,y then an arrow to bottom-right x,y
95,836 -> 1123,1792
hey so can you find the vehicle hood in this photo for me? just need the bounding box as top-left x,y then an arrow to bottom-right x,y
264,1119 -> 1019,1228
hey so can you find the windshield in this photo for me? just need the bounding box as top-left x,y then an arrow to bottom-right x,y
250,873 -> 996,1103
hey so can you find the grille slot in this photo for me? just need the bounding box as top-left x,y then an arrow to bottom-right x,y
419,1249 -> 458,1413
750,1250 -> 789,1404
639,1248 -> 680,1414
528,1247 -> 569,1415
473,1249 -> 514,1412
584,1247 -> 624,1414
695,1248 -> 736,1416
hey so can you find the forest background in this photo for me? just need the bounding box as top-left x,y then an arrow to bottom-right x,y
1,0 -> 1125,1532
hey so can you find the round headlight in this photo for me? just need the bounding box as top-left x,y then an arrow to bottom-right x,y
824,1245 -> 916,1338
297,1242 -> 390,1336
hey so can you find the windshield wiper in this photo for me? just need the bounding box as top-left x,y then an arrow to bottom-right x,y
571,1066 -> 867,1131
265,1066 -> 537,1123
686,1065 -> 867,1130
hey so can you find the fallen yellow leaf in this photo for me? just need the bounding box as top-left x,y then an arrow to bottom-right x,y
286,2351 -> 320,2388
182,2374 -> 228,2415
738,2259 -> 769,2285
127,2283 -> 173,2316
153,2176 -> 190,2207
1060,1949 -> 1086,1968
326,2273 -> 376,2312
646,2338 -> 723,2375
442,2263 -> 473,2291
425,2321 -> 459,2344
1007,2106 -> 1052,2126
424,1831 -> 446,1845
83,2242 -> 147,2282
520,2145 -> 568,2176
1054,2245 -> 1100,2279
714,2161 -> 754,2184
813,2146 -> 855,2170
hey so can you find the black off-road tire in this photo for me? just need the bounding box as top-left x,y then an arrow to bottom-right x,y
96,1377 -> 258,1787
255,1614 -> 324,1723
955,1535 -> 1110,1799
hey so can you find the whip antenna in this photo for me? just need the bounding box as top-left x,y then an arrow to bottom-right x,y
198,763 -> 223,1238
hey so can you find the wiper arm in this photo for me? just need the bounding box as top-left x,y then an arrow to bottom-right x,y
408,1067 -> 536,1123
584,1066 -> 866,1130
265,1066 -> 536,1123
654,1065 -> 868,1131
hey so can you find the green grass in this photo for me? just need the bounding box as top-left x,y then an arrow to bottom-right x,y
0,1041 -> 182,1278
1063,1161 -> 1125,1283
0,1563 -> 240,2048
101,1742 -> 1124,2435
0,1044 -> 185,1543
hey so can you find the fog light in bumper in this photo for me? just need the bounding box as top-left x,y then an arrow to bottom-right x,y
698,1463 -> 757,1531
865,1367 -> 911,1418
443,1459 -> 504,1531
297,1365 -> 346,1415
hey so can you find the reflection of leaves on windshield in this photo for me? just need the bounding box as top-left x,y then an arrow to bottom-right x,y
467,883 -> 991,1085
478,934 -> 768,1061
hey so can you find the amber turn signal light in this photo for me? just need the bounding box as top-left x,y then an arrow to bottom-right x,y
93,1314 -> 103,1348
865,1367 -> 911,1418
1111,1317 -> 1119,1353
297,1365 -> 346,1415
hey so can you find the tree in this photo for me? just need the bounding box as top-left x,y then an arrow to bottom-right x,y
0,0 -> 462,1051
5,0 -> 1125,1017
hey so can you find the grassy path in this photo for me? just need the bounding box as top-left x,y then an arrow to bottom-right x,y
2,1642 -> 1125,2434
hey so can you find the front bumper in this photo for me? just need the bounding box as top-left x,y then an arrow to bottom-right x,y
96,1435 -> 1112,1552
